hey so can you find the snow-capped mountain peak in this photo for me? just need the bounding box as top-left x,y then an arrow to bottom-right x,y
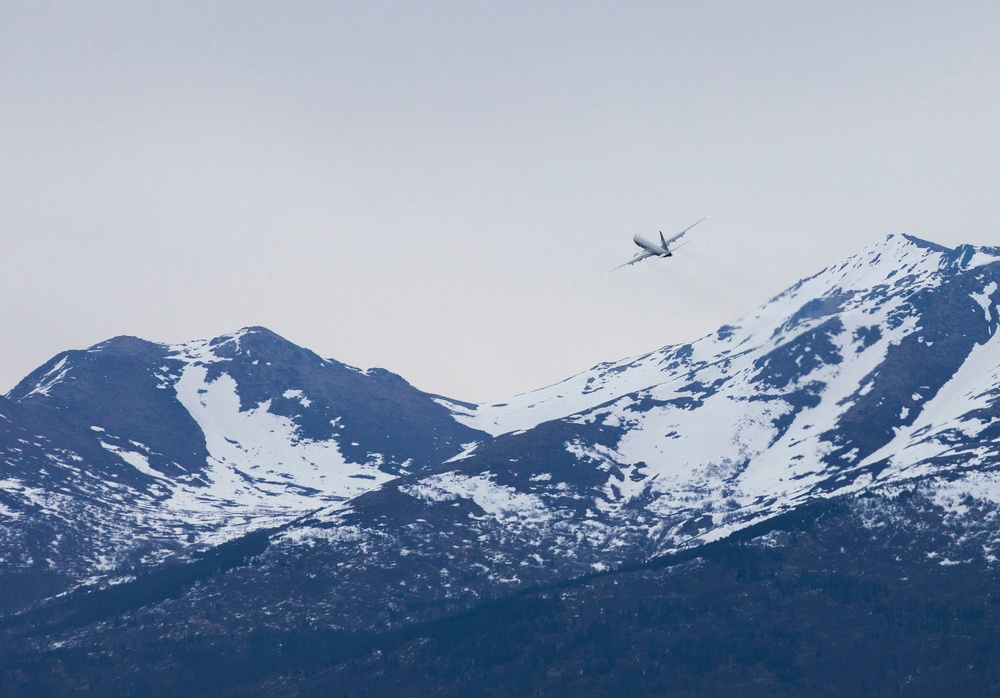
0,327 -> 486,590
273,234 -> 1000,608
455,235 -> 1000,438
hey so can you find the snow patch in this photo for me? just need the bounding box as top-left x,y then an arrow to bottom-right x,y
282,389 -> 312,408
24,357 -> 71,398
100,442 -> 166,480
403,472 -> 552,525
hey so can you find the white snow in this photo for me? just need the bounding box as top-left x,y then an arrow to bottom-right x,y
100,442 -> 166,480
171,363 -> 393,512
282,389 -> 312,408
403,471 -> 552,527
971,282 -> 997,322
966,250 -> 1000,269
23,357 -> 70,398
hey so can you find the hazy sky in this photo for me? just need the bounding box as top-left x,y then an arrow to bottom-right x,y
2,2 -> 999,403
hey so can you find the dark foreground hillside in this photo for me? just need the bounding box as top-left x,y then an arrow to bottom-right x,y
3,490 -> 999,697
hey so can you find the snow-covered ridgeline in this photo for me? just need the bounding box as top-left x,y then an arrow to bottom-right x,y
455,235 -> 999,439
353,235 -> 1000,568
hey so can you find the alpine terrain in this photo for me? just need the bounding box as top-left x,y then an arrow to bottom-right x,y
3,233 -> 1000,695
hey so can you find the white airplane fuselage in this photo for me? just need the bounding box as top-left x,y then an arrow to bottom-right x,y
633,234 -> 672,257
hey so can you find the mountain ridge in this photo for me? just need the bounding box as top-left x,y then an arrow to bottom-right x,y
4,232 -> 1000,694
0,325 -> 489,608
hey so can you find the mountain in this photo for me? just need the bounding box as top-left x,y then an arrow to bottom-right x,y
3,233 -> 1000,695
132,233 -> 998,632
0,326 -> 486,610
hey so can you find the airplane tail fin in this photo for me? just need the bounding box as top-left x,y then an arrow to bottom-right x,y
659,231 -> 667,248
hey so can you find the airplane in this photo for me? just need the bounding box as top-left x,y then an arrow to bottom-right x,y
611,216 -> 708,271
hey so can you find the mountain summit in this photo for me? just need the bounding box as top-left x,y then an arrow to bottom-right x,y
0,326 -> 487,607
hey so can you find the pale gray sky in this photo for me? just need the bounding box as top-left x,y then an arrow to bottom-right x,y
2,1 -> 999,402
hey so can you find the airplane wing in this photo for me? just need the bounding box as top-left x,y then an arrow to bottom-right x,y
610,249 -> 656,271
661,216 -> 709,247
